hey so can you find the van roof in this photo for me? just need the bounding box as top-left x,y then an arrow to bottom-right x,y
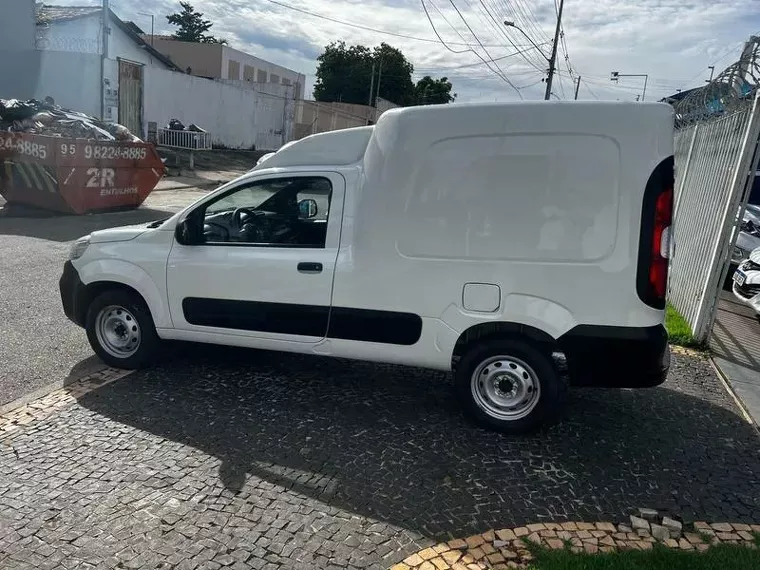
254,126 -> 374,170
257,101 -> 673,170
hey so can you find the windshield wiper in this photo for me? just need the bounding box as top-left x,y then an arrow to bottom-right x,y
146,218 -> 169,228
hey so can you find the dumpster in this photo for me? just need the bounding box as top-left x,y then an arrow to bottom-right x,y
0,131 -> 165,214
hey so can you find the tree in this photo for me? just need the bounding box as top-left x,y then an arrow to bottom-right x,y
414,76 -> 456,105
314,42 -> 452,107
166,2 -> 226,44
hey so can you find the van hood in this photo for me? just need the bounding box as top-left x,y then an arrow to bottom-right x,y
90,224 -> 148,244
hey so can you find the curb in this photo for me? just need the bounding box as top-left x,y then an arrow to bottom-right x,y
0,367 -> 132,441
391,520 -> 760,569
710,356 -> 759,431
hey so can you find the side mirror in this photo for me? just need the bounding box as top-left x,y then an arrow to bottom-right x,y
175,215 -> 203,245
298,198 -> 318,219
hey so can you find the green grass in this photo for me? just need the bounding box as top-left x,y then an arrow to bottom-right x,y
665,303 -> 704,349
526,541 -> 760,570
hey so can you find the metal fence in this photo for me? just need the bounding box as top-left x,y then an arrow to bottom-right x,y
157,128 -> 212,150
667,40 -> 760,341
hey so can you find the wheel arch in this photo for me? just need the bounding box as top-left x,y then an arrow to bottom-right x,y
76,259 -> 171,328
451,321 -> 559,369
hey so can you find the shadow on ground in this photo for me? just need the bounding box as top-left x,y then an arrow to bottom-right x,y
76,345 -> 760,539
0,206 -> 174,242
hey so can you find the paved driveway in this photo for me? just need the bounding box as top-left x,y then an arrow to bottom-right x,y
1,348 -> 759,569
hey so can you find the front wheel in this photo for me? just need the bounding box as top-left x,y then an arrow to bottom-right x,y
455,338 -> 567,434
85,290 -> 160,369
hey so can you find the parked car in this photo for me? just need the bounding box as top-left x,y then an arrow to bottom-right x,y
60,102 -> 675,434
731,204 -> 760,268
732,246 -> 760,314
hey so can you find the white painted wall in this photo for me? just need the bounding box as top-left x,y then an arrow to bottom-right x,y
33,51 -> 102,117
144,67 -> 293,150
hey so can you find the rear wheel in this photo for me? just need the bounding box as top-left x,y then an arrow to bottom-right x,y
85,290 -> 160,369
455,338 -> 567,433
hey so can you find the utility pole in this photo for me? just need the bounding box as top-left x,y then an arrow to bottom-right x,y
574,75 -> 581,100
375,60 -> 383,104
100,0 -> 110,120
707,65 -> 715,83
544,0 -> 564,100
367,62 -> 375,108
139,13 -> 155,47
367,61 -> 375,125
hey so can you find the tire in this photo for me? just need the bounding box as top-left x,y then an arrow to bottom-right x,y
455,338 -> 567,434
85,289 -> 160,369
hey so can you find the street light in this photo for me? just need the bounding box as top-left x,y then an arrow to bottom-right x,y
503,21 -> 550,61
138,12 -> 154,47
610,71 -> 649,101
505,0 -> 565,101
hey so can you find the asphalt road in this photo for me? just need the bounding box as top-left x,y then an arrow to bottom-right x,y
0,189 -> 209,406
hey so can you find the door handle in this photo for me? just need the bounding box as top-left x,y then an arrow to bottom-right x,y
297,262 -> 323,273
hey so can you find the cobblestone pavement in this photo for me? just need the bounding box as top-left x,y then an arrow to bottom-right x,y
1,347 -> 759,569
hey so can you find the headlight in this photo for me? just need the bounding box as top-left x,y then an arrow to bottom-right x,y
69,236 -> 90,260
732,245 -> 750,264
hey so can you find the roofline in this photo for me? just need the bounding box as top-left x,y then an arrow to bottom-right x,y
107,10 -> 182,71
36,6 -> 182,72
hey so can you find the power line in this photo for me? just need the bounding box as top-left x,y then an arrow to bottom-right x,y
414,45 -> 550,72
260,0 -> 526,47
583,79 -> 599,100
421,0 -> 523,96
483,0 -> 547,72
446,0 -> 523,97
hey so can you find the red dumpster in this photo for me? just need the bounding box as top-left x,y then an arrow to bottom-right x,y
0,132 -> 165,214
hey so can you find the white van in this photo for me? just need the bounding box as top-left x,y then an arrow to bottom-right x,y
60,102 -> 674,433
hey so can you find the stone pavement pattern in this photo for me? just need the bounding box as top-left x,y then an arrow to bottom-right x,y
393,518 -> 760,570
1,347 -> 759,569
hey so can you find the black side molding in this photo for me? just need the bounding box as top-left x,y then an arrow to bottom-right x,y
182,298 -> 423,346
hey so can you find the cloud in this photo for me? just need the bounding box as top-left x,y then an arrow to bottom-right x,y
60,0 -> 760,101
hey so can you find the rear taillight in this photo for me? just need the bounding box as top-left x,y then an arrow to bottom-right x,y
649,187 -> 673,299
637,157 -> 674,309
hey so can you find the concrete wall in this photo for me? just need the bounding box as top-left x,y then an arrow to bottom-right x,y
34,51 -> 102,117
293,101 -> 377,140
0,0 -> 40,99
144,68 -> 294,150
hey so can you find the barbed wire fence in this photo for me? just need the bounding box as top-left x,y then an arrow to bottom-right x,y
667,36 -> 760,342
671,37 -> 760,128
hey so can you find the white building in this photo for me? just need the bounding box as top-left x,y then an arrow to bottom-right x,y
0,2 -> 297,150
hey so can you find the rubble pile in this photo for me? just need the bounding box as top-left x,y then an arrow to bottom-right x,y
0,99 -> 140,142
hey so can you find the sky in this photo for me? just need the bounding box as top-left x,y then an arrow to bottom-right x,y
62,0 -> 760,102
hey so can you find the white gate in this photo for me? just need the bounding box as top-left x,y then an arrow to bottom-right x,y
668,41 -> 760,341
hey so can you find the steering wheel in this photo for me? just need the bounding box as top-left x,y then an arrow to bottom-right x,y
231,207 -> 264,229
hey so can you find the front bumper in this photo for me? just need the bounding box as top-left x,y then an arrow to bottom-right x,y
559,324 -> 670,388
731,261 -> 760,314
59,261 -> 86,327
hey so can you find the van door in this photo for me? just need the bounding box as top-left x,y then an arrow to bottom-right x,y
166,172 -> 345,342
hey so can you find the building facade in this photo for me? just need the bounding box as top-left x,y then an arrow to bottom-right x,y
0,2 -> 296,150
145,38 -> 305,100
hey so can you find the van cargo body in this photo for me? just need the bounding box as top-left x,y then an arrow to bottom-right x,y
60,101 -> 675,433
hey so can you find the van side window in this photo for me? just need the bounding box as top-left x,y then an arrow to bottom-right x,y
200,177 -> 332,247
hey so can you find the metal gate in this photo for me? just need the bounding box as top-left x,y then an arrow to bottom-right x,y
668,39 -> 760,341
118,60 -> 144,139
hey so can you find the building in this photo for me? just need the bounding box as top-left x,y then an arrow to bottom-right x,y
0,2 -> 297,150
144,37 -> 305,100
33,4 -> 179,137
